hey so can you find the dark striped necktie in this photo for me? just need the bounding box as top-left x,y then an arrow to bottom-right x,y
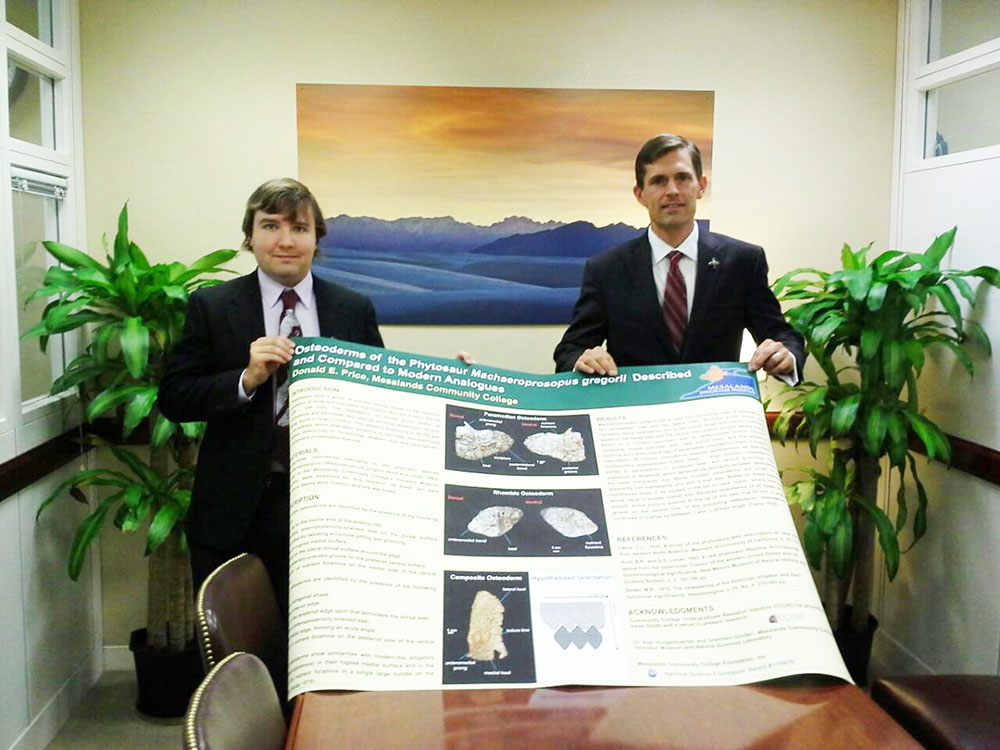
662,250 -> 687,352
273,288 -> 301,470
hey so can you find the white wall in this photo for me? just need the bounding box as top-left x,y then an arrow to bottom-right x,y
870,0 -> 1000,678
0,461 -> 101,750
79,0 -> 898,371
77,0 -> 901,652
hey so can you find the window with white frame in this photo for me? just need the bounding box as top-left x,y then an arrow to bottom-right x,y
910,0 -> 1000,163
1,0 -> 83,457
12,169 -> 66,403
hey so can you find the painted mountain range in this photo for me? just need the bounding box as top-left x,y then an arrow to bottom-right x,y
312,215 -> 644,325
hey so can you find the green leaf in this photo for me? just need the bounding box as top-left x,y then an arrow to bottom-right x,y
772,409 -> 793,444
801,386 -> 829,416
905,413 -> 952,463
829,515 -> 852,578
43,240 -> 103,271
105,442 -> 161,489
938,338 -> 974,377
845,268 -> 873,301
790,481 -> 816,512
117,266 -> 138,311
120,316 -> 149,379
74,266 -> 116,294
89,322 -> 119,368
963,319 -> 991,356
929,284 -> 963,333
872,250 -> 905,269
840,243 -> 858,271
122,387 -> 158,437
910,459 -> 929,545
895,467 -> 908,532
171,249 -> 239,285
860,327 -> 883,359
855,497 -> 900,581
831,394 -> 861,436
113,204 -> 130,268
23,284 -> 67,305
808,411 -> 831,458
886,412 -> 909,467
866,281 -> 888,311
904,339 -> 925,376
964,265 -> 1000,286
45,310 -> 109,336
40,297 -> 92,330
819,489 -> 846,534
180,421 -> 204,440
150,413 -> 178,449
146,503 -> 182,554
812,314 -> 844,346
85,384 -> 151,422
949,275 -> 976,307
35,469 -> 131,520
128,241 -> 151,270
863,405 -> 888,455
921,226 -> 957,270
802,519 -> 824,570
161,285 -> 188,302
884,339 -> 908,390
67,493 -> 122,580
172,488 -> 191,514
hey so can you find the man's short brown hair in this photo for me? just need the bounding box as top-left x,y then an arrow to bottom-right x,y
634,134 -> 704,187
241,178 -> 327,250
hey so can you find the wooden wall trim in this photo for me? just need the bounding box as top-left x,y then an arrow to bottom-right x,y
4,416 -> 995,502
0,430 -> 89,503
765,411 -> 1000,488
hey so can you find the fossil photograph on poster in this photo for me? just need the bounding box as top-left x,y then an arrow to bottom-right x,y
296,84 -> 714,324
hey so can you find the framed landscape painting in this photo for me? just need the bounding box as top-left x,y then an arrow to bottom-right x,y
297,85 -> 714,324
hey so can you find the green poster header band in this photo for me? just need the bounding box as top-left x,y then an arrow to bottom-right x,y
289,337 -> 761,410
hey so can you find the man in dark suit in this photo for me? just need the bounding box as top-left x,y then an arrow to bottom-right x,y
159,178 -> 383,613
554,134 -> 804,381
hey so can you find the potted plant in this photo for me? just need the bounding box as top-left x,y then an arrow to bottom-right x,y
768,227 -> 998,681
24,204 -> 236,715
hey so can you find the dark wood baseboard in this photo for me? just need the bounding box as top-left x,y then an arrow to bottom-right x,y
0,429 -> 89,503
765,411 -> 1000,488
3,415 -> 997,503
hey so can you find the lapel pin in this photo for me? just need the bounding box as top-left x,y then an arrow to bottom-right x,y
708,258 -> 720,270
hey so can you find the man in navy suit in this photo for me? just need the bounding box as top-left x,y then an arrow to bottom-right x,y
554,134 -> 804,380
159,178 -> 383,613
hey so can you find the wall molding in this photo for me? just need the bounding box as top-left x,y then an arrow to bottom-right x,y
765,411 -> 1000,489
0,429 -> 88,503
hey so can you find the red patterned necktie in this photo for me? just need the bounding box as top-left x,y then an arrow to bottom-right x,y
662,250 -> 687,352
274,289 -> 301,470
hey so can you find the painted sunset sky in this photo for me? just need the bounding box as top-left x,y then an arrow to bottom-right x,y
296,85 -> 714,228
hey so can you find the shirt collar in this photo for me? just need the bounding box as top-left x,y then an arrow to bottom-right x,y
257,267 -> 314,310
648,222 -> 700,265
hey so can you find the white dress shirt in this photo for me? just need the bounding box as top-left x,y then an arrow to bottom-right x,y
649,222 -> 699,319
237,268 -> 320,401
647,223 -> 797,384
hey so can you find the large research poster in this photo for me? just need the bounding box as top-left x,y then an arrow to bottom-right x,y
285,339 -> 850,695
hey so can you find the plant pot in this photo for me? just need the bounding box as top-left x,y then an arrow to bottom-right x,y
833,606 -> 878,686
129,628 -> 203,718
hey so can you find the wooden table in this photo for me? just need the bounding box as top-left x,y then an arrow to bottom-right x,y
285,679 -> 920,749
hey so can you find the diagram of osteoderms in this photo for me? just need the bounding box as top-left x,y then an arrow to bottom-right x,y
444,485 -> 611,557
442,572 -> 536,684
445,405 -> 599,477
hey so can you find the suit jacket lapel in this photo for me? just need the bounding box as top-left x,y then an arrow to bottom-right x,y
226,271 -> 270,397
313,275 -> 344,338
226,271 -> 266,347
685,231 -> 722,359
629,234 -> 676,357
